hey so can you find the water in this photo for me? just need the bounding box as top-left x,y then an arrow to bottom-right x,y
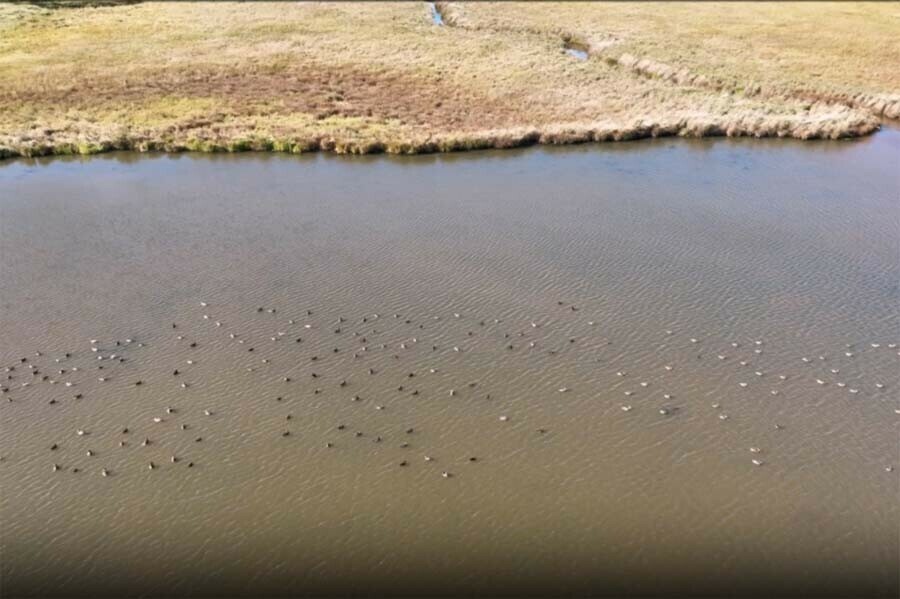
1,129 -> 898,597
428,2 -> 443,26
565,46 -> 589,60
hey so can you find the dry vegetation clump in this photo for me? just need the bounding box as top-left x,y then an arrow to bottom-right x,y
0,1 -> 895,159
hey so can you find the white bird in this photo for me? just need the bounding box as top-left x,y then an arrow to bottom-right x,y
751,459 -> 763,466
620,405 -> 632,412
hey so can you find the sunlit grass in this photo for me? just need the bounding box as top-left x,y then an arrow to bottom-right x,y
0,1 -> 893,158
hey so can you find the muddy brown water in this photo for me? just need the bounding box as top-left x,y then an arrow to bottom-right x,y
1,129 -> 898,597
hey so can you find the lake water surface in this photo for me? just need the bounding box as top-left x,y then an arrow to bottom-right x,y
1,130 -> 898,597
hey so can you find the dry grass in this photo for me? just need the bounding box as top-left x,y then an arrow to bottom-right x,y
449,2 -> 900,117
0,1 -> 895,158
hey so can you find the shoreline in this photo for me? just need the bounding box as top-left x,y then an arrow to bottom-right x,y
0,114 -> 883,161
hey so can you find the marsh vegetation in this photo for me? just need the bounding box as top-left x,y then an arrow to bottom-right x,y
0,1 -> 897,158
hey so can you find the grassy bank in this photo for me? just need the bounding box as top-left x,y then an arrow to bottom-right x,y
0,2 -> 896,159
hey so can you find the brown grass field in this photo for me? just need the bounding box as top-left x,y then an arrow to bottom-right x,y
0,1 -> 898,158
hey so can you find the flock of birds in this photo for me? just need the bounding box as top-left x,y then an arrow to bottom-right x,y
1,298 -> 898,481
